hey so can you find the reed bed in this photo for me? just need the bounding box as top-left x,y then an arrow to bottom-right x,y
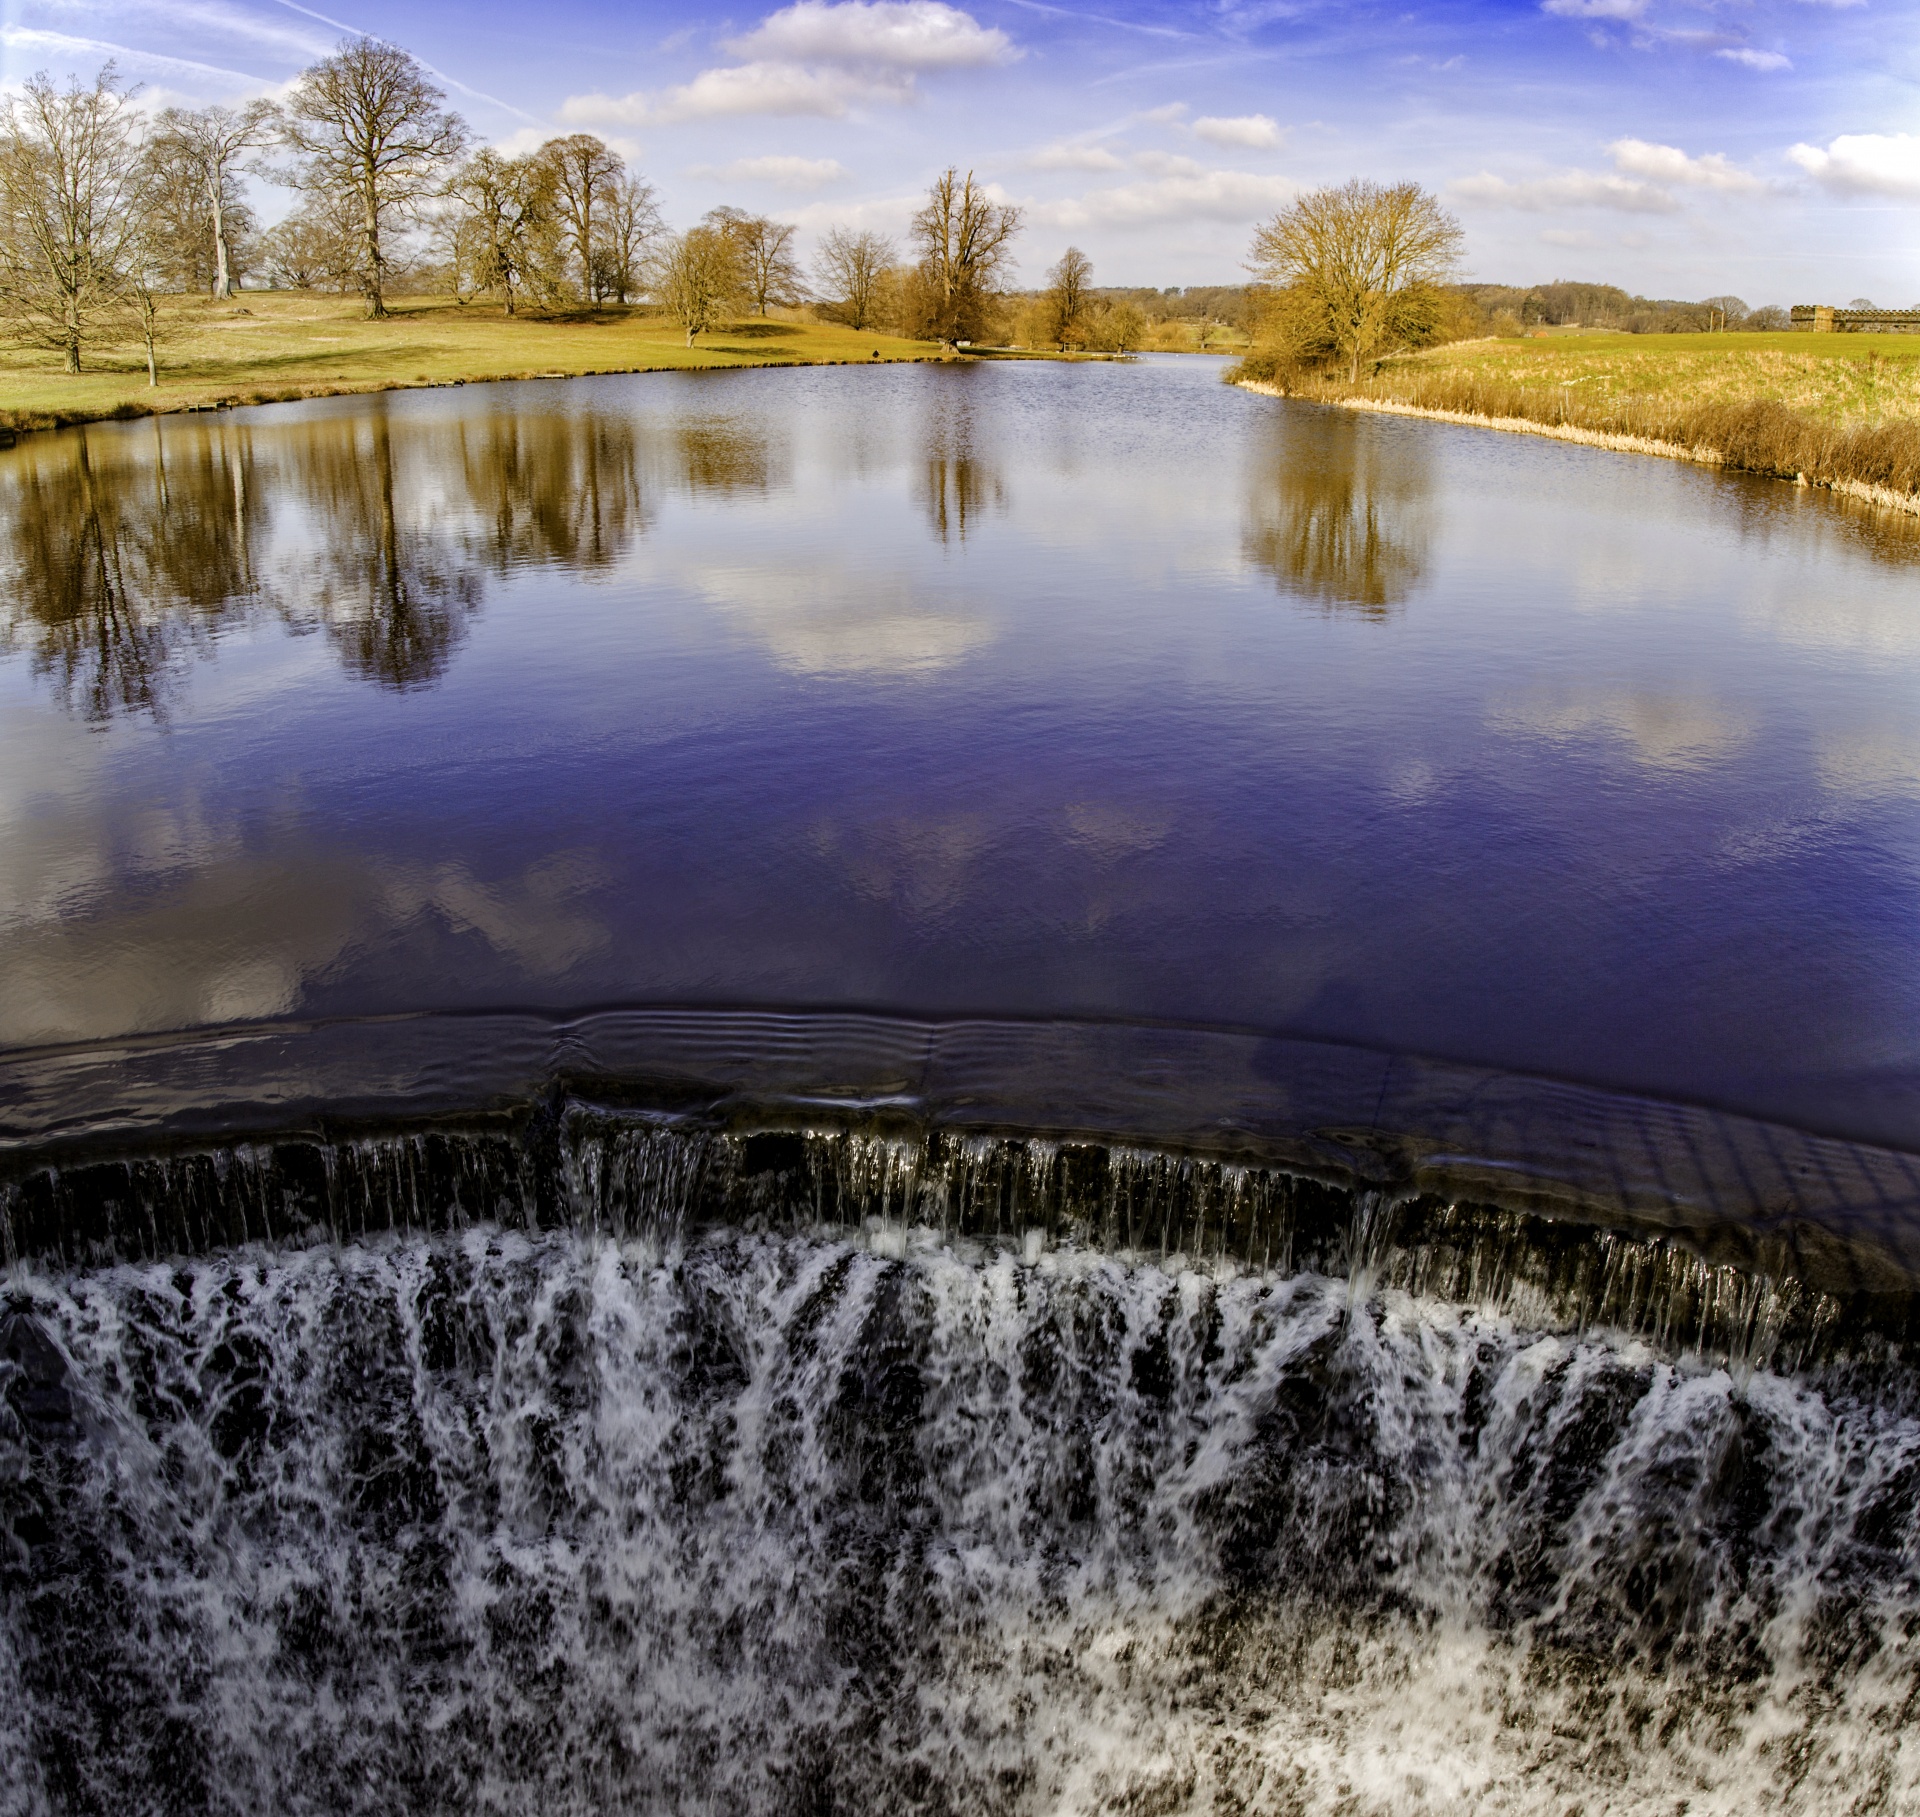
1242,351 -> 1920,514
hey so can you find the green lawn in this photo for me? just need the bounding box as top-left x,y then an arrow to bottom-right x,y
0,291 -> 954,435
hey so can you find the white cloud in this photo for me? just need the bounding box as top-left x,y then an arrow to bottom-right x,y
1607,138 -> 1768,193
691,154 -> 850,189
0,24 -> 260,88
1541,0 -> 1648,19
1449,169 -> 1680,213
725,0 -> 1013,70
1789,132 -> 1920,197
1140,102 -> 1189,123
561,0 -> 1010,125
1029,167 -> 1296,230
1027,142 -> 1127,171
1715,46 -> 1791,71
1192,112 -> 1283,149
563,62 -> 896,125
1131,150 -> 1206,176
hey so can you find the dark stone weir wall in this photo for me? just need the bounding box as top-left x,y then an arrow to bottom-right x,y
5,1098 -> 1915,1371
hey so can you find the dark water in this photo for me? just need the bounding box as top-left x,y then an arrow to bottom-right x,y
3,356 -> 1919,1143
7,358 -> 1920,1813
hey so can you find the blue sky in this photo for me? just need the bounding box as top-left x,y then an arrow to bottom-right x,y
4,0 -> 1916,300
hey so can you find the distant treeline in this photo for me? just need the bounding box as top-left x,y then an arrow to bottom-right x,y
1025,281 -> 1800,341
1459,282 -> 1791,335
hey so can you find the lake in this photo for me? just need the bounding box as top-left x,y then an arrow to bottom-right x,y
3,357 -> 1920,1814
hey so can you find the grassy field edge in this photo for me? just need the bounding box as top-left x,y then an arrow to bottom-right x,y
0,292 -> 1057,443
1236,373 -> 1920,517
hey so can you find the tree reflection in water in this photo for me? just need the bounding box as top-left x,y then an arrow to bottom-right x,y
460,410 -> 650,574
1243,407 -> 1432,616
292,412 -> 482,689
920,377 -> 1003,545
671,415 -> 778,495
0,420 -> 266,721
0,399 -> 662,717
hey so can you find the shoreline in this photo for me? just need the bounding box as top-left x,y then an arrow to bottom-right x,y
1234,378 -> 1920,519
0,350 -> 1015,445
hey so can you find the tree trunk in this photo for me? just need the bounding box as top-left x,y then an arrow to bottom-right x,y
146,338 -> 156,387
361,178 -> 386,320
212,178 -> 233,300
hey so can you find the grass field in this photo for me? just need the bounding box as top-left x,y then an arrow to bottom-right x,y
1252,331 -> 1920,511
1372,331 -> 1920,429
0,291 -> 951,436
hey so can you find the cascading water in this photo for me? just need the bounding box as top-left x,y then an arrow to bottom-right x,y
5,1113 -> 1920,1814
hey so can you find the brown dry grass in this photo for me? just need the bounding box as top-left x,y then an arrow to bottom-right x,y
1345,369 -> 1920,498
1237,332 -> 1920,505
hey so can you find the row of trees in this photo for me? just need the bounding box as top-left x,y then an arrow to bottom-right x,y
0,42 -> 1034,375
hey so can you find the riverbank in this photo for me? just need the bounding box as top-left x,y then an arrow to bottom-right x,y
1235,331 -> 1920,516
0,291 -> 960,438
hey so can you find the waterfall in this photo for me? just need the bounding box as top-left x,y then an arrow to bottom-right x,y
4,1113 -> 1920,1813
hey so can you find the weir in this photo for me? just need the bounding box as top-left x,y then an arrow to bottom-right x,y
6,1021 -> 1920,1811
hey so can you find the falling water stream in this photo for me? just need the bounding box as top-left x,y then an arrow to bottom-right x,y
4,1111 -> 1920,1814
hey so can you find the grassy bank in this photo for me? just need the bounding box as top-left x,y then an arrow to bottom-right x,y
0,291 -> 955,437
1239,331 -> 1920,513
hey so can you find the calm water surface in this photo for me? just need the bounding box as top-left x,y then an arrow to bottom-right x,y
3,354 -> 1918,1146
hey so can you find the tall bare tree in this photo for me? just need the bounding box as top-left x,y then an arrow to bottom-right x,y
282,38 -> 468,318
651,225 -> 738,346
0,68 -> 147,373
910,168 -> 1020,349
538,133 -> 623,302
150,101 -> 276,298
140,130 -> 258,294
814,226 -> 894,330
1044,245 -> 1092,349
719,212 -> 804,315
445,148 -> 555,314
596,172 -> 660,304
1248,179 -> 1463,383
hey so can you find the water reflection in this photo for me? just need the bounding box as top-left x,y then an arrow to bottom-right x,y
292,417 -> 483,689
461,412 -> 650,572
1243,407 -> 1432,614
0,425 -> 265,721
673,415 -> 780,495
0,402 -> 664,718
920,381 -> 1003,544
5,360 -> 1920,1153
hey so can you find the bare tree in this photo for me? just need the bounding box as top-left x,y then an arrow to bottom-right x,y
713,212 -> 803,315
445,148 -> 555,314
282,38 -> 468,319
910,168 -> 1021,348
0,68 -> 147,373
1247,179 -> 1463,383
257,194 -> 362,290
140,130 -> 258,294
595,172 -> 660,304
651,226 -> 738,346
538,133 -> 623,302
150,101 -> 276,298
1044,245 -> 1092,349
814,226 -> 894,329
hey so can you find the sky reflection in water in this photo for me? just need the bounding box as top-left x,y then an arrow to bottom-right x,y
2,355 -> 1917,1148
